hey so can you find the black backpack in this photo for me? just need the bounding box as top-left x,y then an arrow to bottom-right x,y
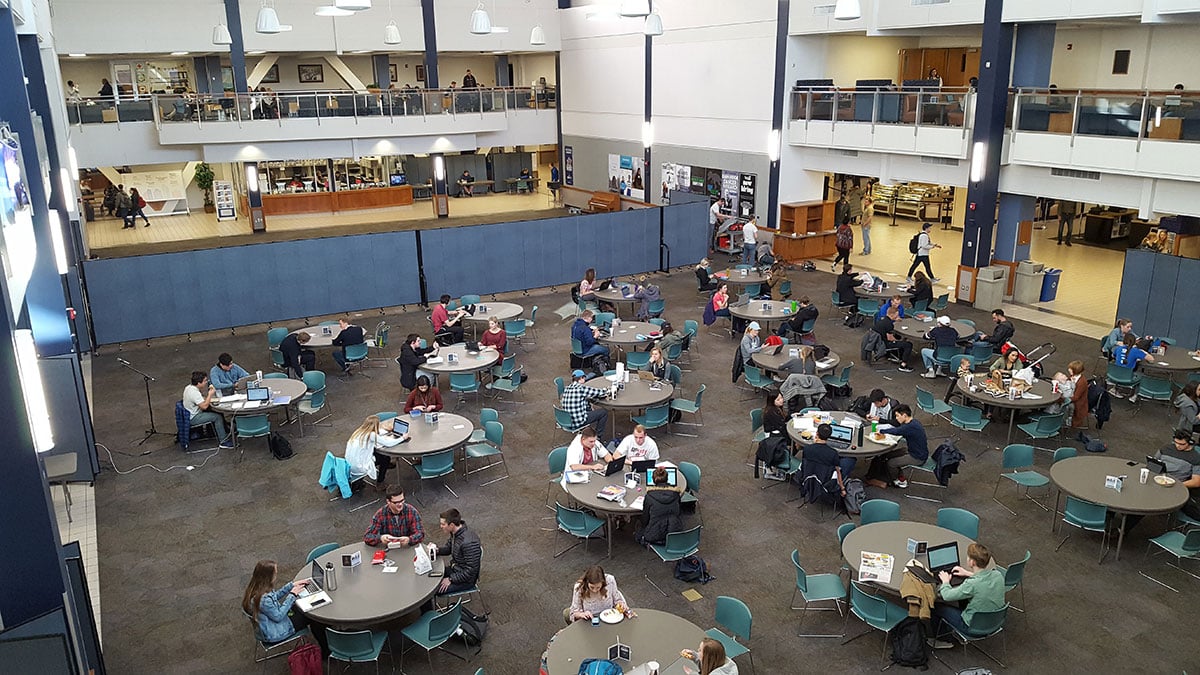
458,608 -> 489,654
843,312 -> 864,328
909,233 -> 921,254
268,432 -> 294,460
890,616 -> 930,669
842,478 -> 866,515
673,555 -> 713,584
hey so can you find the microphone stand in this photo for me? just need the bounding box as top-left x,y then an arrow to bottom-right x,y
118,358 -> 172,448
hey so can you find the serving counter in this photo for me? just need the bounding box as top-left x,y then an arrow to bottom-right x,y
253,185 -> 415,216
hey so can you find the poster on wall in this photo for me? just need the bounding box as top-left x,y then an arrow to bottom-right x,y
214,180 -> 237,221
0,138 -> 35,317
607,154 -> 644,201
563,146 -> 573,186
738,173 -> 757,218
689,167 -> 705,194
704,169 -> 722,199
660,162 -> 756,217
721,171 -> 740,216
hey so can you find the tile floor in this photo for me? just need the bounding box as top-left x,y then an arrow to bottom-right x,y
52,483 -> 101,641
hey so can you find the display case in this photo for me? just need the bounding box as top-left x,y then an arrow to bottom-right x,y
774,200 -> 836,262
871,183 -> 948,220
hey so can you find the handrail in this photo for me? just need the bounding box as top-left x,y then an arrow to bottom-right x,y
1010,88 -> 1200,145
788,85 -> 974,129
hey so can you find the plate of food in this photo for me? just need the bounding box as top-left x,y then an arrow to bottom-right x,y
1154,474 -> 1177,487
871,433 -> 900,446
600,608 -> 624,624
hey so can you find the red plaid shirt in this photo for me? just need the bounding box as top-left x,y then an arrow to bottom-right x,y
363,503 -> 425,546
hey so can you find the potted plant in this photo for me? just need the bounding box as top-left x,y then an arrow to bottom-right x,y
366,82 -> 382,93
194,162 -> 215,213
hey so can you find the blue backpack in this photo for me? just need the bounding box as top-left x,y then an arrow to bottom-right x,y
578,658 -> 622,675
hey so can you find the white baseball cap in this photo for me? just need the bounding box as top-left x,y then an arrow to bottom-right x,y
937,316 -> 951,326
748,321 -> 761,331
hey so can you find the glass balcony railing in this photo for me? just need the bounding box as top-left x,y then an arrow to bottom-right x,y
1012,88 -> 1200,142
789,86 -> 973,129
64,85 -> 557,126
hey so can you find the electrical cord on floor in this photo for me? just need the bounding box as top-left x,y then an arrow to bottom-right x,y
97,442 -> 221,474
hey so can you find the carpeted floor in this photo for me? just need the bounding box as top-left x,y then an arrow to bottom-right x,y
90,260 -> 1197,674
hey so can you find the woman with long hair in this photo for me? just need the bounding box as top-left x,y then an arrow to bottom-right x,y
480,316 -> 507,354
345,415 -> 379,481
909,271 -> 933,309
565,565 -> 635,624
646,346 -> 668,380
241,560 -> 319,646
580,268 -> 598,302
127,187 -> 151,227
763,391 -> 788,436
404,375 -> 444,414
682,637 -> 739,674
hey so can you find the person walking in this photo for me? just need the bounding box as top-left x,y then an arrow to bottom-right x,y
860,193 -> 873,255
1057,200 -> 1078,246
833,217 -> 853,271
127,187 -> 151,227
906,222 -> 940,282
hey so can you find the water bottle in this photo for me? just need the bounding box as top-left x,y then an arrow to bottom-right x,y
324,562 -> 337,591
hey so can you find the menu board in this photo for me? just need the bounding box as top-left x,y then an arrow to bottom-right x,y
214,180 -> 236,221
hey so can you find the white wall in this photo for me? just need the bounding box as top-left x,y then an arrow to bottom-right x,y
439,56 -> 501,88
1050,24 -> 1198,90
513,53 -> 557,87
559,9 -> 643,144
825,35 -> 918,86
789,0 -> 873,35
1001,0 -> 1142,22
432,0 -> 561,53
58,59 -> 112,96
875,0 -> 985,29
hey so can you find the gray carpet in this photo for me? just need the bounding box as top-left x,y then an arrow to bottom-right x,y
90,261 -> 1197,674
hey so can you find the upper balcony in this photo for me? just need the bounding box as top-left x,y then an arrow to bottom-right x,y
65,86 -> 559,165
787,84 -> 974,160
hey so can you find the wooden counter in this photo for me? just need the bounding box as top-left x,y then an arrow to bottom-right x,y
256,185 -> 414,216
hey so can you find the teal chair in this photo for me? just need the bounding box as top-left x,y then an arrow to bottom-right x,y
524,305 -> 539,339
860,499 -> 900,525
343,342 -> 370,375
797,317 -> 818,341
1055,496 -> 1109,563
790,549 -> 846,638
412,449 -> 458,503
546,447 -> 567,510
937,507 -> 980,539
554,376 -> 566,399
678,461 -> 702,524
470,408 -> 498,443
1017,412 -> 1063,442
683,319 -> 700,353
234,414 -> 270,461
821,364 -> 853,391
993,444 -> 1050,516
916,386 -> 952,421
936,605 -> 1010,669
959,318 -> 976,330
297,371 -> 331,437
970,341 -> 994,361
747,407 -> 767,464
743,365 -> 774,395
735,264 -> 752,270
836,522 -> 856,579
779,280 -> 792,298
306,542 -> 338,563
465,420 -> 508,485
649,525 -> 701,564
845,582 -> 908,661
626,351 -> 652,370
632,403 -> 671,432
950,403 -> 989,432
856,298 -> 880,320
647,299 -> 665,317
931,345 -> 965,374
504,319 -> 527,351
449,372 -> 482,407
594,312 -> 615,329
930,293 -> 949,311
671,384 -> 705,437
1106,363 -> 1141,397
665,364 -> 683,393
706,596 -> 753,670
266,327 -> 289,349
649,317 -> 667,328
830,290 -> 842,309
376,411 -> 399,422
554,406 -> 585,436
317,320 -> 340,327
1052,447 -> 1077,463
486,367 -> 524,405
245,610 -> 310,664
1142,529 -> 1200,589
327,627 -> 393,673
261,372 -> 288,380
996,550 -> 1031,613
745,283 -> 762,297
489,353 -> 518,380
399,601 -> 462,674
912,298 -> 930,312
1136,376 -> 1174,410
460,294 -> 481,306
270,348 -> 287,372
554,502 -> 606,557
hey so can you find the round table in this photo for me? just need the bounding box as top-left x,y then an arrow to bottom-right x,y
853,285 -> 900,301
786,411 -> 899,460
955,376 -> 1060,444
584,376 -> 674,411
292,542 -> 440,628
729,300 -> 794,332
462,302 -> 524,327
592,287 -> 641,317
893,319 -> 975,342
378,412 -> 474,459
1139,353 -> 1200,379
543,608 -> 705,675
293,326 -> 340,348
751,349 -> 841,376
209,377 -> 309,416
1050,455 -> 1188,562
419,344 -> 500,375
600,322 -> 661,350
716,268 -> 768,291
841,521 -> 994,594
560,462 -> 688,558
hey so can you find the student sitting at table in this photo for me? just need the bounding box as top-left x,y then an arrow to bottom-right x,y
405,376 -> 444,414
835,264 -> 863,309
363,487 -> 425,547
579,268 -> 599,302
849,388 -> 904,426
398,333 -> 439,390
800,423 -> 848,505
562,372 -> 611,442
480,316 -> 507,354
183,371 -> 235,449
565,565 -> 636,624
571,310 -> 611,365
331,319 -> 365,375
631,275 -> 662,320
928,543 -> 1006,650
909,271 -> 934,309
874,294 -> 907,321
763,392 -> 788,436
973,309 -> 1015,352
519,167 -> 532,180
777,296 -> 819,338
702,283 -> 731,326
1175,381 -> 1200,435
344,415 -> 380,483
655,320 -> 689,354
873,308 -> 915,372
920,316 -> 962,378
432,294 -> 469,345
681,637 -> 739,675
740,322 -> 764,365
635,467 -> 683,547
434,508 -> 482,596
564,426 -> 616,472
242,560 -> 328,657
614,424 -> 660,463
645,346 -> 669,379
1101,318 -> 1137,359
868,405 -> 927,489
279,331 -> 315,378
456,170 -> 474,197
1112,332 -> 1155,371
209,352 -> 249,396
988,349 -> 1024,380
695,258 -> 719,292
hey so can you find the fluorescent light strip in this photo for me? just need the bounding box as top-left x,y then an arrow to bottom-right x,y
14,329 -> 54,453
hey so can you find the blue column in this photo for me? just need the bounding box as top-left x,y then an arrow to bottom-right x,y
494,54 -> 510,87
995,196 -> 1033,262
765,0 -> 790,229
224,0 -> 249,93
643,35 -> 652,194
372,54 -> 391,89
420,0 -> 440,89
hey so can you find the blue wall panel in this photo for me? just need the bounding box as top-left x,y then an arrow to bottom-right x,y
663,202 -> 710,267
1144,254 -> 1180,339
1170,257 -> 1200,349
1115,249 -> 1154,332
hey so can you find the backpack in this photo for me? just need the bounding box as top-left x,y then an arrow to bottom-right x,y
843,312 -> 864,328
673,555 -> 713,584
1076,431 -> 1108,453
287,641 -> 322,675
578,659 -> 623,675
137,195 -> 147,209
909,233 -> 921,254
268,432 -> 294,460
459,608 -> 489,654
843,478 -> 866,515
890,616 -> 930,669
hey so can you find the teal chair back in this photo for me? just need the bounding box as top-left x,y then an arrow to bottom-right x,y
548,447 -> 568,475
779,280 -> 792,297
649,318 -> 667,328
571,338 -> 584,356
526,305 -> 538,326
647,299 -> 665,316
1064,496 -> 1107,529
1107,363 -> 1138,386
933,345 -> 964,364
450,372 -> 479,392
665,342 -> 683,361
237,415 -> 270,437
791,549 -> 811,593
556,503 -> 594,534
639,404 -> 670,429
849,582 -> 890,627
931,293 -> 949,311
555,377 -> 566,398
860,499 -> 900,525
594,312 -> 615,329
691,384 -> 705,409
745,283 -> 762,297
831,290 -> 841,307
714,596 -> 752,642
461,294 -> 481,306
958,319 -> 976,329
626,351 -> 652,370
376,411 -> 398,422
798,317 -> 817,334
428,601 -> 463,643
264,372 -> 289,379
345,343 -> 369,362
665,364 -> 682,388
493,354 -> 516,378
970,341 -> 994,361
664,526 -> 702,557
420,449 -> 455,476
302,370 -> 326,392
857,298 -> 880,317
837,522 -> 856,544
504,319 -> 526,338
951,403 -> 984,427
684,320 -> 699,339
678,461 -> 701,494
750,408 -> 763,433
913,298 -> 930,312
1031,413 -> 1064,436
735,264 -> 752,270
829,365 -> 852,386
915,387 -> 936,409
267,327 -> 289,348
1001,444 -> 1035,470
1138,376 -> 1172,400
483,420 -> 504,447
270,348 -> 286,369
937,507 -> 980,539
1052,447 -> 1077,463
306,542 -> 338,563
326,629 -> 380,660
1003,550 -> 1031,588
318,320 -> 340,327
963,605 -> 1008,638
479,407 -> 499,429
554,407 -> 579,432
744,365 -> 771,387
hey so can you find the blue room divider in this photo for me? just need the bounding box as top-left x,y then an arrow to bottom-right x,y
1116,248 -> 1200,349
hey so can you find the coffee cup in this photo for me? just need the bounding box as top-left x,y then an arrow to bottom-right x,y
647,661 -> 660,675
1140,468 -> 1149,484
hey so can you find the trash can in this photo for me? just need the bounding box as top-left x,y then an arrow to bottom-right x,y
974,266 -> 1008,309
1040,269 -> 1061,302
1013,260 -> 1044,305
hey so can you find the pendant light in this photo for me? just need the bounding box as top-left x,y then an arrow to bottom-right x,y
469,2 -> 492,34
315,6 -> 354,16
212,23 -> 233,45
619,0 -> 651,17
530,24 -> 546,45
335,0 -> 372,9
643,11 -> 663,36
833,0 -> 862,20
256,1 -> 292,33
384,20 -> 402,44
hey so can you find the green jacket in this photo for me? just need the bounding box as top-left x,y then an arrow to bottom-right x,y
938,567 -> 1005,626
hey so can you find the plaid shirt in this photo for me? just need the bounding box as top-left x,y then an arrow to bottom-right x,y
561,382 -> 607,428
363,503 -> 425,546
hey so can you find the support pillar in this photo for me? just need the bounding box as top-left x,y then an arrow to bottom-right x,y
223,0 -> 249,94
765,0 -> 790,230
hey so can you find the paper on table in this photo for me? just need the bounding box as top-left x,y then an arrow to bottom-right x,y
216,394 -> 246,403
1020,392 -> 1042,400
453,424 -> 466,429
628,496 -> 645,510
273,396 -> 291,405
1156,362 -> 1169,366
859,551 -> 894,584
816,358 -> 837,368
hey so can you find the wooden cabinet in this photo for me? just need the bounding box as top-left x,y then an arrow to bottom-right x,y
775,200 -> 836,262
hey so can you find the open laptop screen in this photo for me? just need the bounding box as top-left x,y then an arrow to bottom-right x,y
926,542 -> 959,572
645,466 -> 678,487
246,387 -> 270,402
829,424 -> 854,443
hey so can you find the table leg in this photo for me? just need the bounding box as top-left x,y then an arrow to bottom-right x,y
1115,513 -> 1127,562
1006,409 -> 1016,445
1050,489 -> 1060,533
607,513 -> 614,558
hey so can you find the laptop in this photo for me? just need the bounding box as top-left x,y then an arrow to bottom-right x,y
597,279 -> 614,291
593,455 -> 626,477
645,466 -> 678,487
926,541 -> 966,585
637,370 -> 658,382
630,459 -> 656,474
763,344 -> 784,357
294,560 -> 332,611
246,386 -> 271,403
390,419 -> 410,438
1146,455 -> 1167,475
827,423 -> 853,450
466,341 -> 481,353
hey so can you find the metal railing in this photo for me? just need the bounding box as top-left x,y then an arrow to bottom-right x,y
1011,88 -> 1200,147
64,85 -> 558,127
788,86 -> 974,133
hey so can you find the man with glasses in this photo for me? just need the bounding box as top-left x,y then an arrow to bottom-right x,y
363,488 -> 425,547
1155,430 -> 1200,519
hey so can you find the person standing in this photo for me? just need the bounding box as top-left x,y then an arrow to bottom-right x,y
434,509 -> 482,596
1057,200 -> 1078,246
209,352 -> 250,395
462,69 -> 478,88
833,217 -> 853,272
549,162 -> 561,200
279,331 -> 316,378
741,216 -> 759,266
66,80 -> 82,103
331,318 -> 365,375
116,185 -> 134,228
860,194 -> 873,255
906,222 -> 941,282
709,197 -> 729,246
98,78 -> 114,98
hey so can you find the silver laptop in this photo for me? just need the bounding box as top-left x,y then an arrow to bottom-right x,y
294,560 -> 332,611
